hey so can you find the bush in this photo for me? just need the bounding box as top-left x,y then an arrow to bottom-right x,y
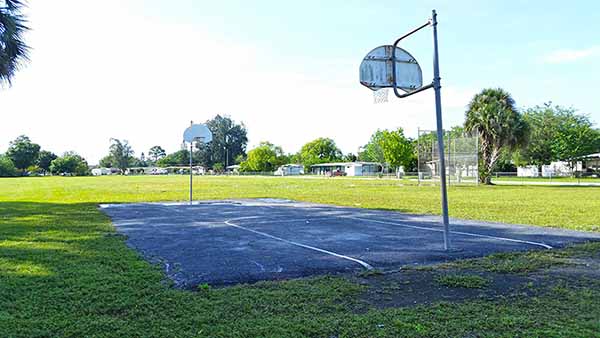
0,156 -> 18,177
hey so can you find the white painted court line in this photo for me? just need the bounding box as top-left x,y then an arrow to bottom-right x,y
224,217 -> 373,270
229,218 -> 334,225
345,216 -> 553,249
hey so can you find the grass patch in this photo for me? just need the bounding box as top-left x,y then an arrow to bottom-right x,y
435,242 -> 600,274
435,274 -> 490,289
446,251 -> 567,274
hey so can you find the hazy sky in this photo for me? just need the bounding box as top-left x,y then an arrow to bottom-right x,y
1,0 -> 599,163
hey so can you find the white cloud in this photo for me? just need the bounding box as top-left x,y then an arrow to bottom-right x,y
542,46 -> 600,64
0,1 -> 474,163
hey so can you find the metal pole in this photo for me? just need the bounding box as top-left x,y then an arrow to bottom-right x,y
189,120 -> 193,205
475,130 -> 479,185
224,134 -> 230,174
447,132 -> 451,186
417,127 -> 421,186
431,9 -> 450,251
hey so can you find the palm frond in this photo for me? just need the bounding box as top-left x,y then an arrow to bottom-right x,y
0,0 -> 29,86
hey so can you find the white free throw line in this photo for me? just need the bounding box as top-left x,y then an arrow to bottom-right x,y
345,216 -> 553,249
224,218 -> 373,270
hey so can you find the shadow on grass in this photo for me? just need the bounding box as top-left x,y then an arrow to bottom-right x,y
0,201 -> 368,338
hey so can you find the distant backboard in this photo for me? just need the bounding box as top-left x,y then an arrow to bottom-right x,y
183,124 -> 212,143
359,45 -> 423,92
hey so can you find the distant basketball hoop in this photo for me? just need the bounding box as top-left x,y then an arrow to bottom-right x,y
183,121 -> 212,204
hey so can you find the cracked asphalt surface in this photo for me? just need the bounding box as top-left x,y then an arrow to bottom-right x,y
100,199 -> 600,287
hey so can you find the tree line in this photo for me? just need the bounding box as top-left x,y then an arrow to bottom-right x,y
2,91 -> 599,180
238,88 -> 599,184
0,135 -> 89,177
96,115 -> 250,173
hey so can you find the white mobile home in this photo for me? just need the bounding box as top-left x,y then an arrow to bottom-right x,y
310,162 -> 382,176
275,164 -> 304,176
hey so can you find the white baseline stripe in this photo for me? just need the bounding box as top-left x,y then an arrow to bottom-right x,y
345,216 -> 553,249
232,218 -> 333,225
224,218 -> 373,270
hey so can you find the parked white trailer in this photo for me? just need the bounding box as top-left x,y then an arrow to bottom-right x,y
275,164 -> 304,176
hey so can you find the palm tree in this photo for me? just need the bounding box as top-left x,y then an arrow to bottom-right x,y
465,88 -> 529,184
0,0 -> 29,86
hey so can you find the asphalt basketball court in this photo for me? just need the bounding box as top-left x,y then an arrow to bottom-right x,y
101,199 -> 600,287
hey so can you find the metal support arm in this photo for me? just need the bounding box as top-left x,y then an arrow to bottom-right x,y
392,20 -> 432,99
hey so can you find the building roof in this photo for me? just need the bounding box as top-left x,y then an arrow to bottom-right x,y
582,153 -> 600,159
310,162 -> 382,167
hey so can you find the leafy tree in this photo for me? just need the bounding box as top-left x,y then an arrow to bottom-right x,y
108,138 -> 134,173
493,149 -> 518,172
378,128 -> 414,171
148,146 -> 166,162
194,142 -> 212,168
204,115 -> 248,168
140,152 -> 149,167
234,154 -> 246,165
343,153 -> 357,162
99,155 -> 114,168
127,152 -> 148,168
0,0 -> 30,85
465,88 -> 529,184
518,103 -> 567,170
157,150 -> 189,167
50,152 -> 89,176
212,163 -> 224,172
129,156 -> 147,168
240,142 -> 286,172
0,155 -> 17,177
298,137 -> 342,169
519,103 -> 600,171
37,150 -> 57,175
6,135 -> 40,174
551,112 -> 599,169
287,153 -> 301,164
360,129 -> 414,173
359,131 -> 385,164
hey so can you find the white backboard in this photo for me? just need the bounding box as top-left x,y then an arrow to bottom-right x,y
183,124 -> 212,143
359,45 -> 423,92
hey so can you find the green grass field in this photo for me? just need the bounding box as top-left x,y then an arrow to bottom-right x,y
2,175 -> 599,230
1,176 -> 600,337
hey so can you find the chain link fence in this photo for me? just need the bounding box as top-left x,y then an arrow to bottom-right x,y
417,129 -> 479,185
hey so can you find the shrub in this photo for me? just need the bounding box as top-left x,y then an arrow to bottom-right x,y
0,155 -> 18,177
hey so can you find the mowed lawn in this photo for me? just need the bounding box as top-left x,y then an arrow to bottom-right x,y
1,176 -> 600,337
3,175 -> 600,231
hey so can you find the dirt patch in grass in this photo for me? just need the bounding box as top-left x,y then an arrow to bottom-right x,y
353,270 -> 532,309
353,243 -> 600,310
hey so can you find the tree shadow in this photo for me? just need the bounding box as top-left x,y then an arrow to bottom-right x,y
0,201 -> 183,333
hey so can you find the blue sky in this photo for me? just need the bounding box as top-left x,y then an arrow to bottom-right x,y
1,1 -> 598,163
146,0 -> 600,106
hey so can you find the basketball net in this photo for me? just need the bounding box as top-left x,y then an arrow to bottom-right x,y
373,88 -> 389,104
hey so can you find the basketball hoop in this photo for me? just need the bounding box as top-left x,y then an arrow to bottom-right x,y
359,45 -> 423,105
373,88 -> 389,104
183,121 -> 212,205
357,10 -> 452,252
